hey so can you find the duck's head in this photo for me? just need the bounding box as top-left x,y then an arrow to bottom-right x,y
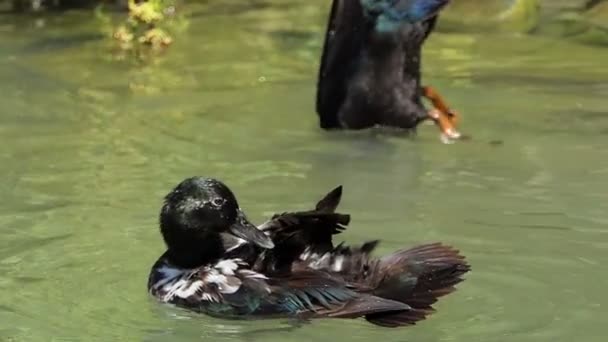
361,0 -> 450,33
159,177 -> 273,266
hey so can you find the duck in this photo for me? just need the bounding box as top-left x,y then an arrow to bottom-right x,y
148,177 -> 470,327
316,0 -> 462,142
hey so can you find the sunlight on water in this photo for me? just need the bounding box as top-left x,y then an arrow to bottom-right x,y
0,1 -> 607,341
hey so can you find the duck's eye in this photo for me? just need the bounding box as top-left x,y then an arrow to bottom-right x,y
211,198 -> 224,207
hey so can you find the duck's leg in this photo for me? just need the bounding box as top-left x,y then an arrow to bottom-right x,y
423,86 -> 459,124
422,86 -> 461,142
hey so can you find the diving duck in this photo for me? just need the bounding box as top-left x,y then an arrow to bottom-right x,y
148,177 -> 470,327
316,0 -> 461,142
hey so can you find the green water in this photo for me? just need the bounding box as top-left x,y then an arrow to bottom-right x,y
1,1 -> 608,341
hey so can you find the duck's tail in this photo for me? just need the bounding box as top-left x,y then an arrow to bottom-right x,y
365,243 -> 470,327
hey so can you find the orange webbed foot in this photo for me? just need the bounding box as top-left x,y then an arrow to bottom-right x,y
428,108 -> 461,144
422,86 -> 463,143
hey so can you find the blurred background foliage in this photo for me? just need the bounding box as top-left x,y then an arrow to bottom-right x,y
441,0 -> 608,46
1,0 -> 608,47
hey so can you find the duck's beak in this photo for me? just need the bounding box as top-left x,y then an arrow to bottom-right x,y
228,210 -> 274,249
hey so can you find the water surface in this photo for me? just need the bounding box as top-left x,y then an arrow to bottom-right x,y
0,1 -> 607,341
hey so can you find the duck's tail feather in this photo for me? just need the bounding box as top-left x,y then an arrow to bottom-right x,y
327,295 -> 410,319
365,243 -> 470,327
315,185 -> 343,212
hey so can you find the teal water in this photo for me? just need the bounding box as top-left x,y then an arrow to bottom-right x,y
0,1 -> 607,341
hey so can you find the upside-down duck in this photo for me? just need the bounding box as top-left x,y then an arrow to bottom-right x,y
316,0 -> 462,142
148,177 -> 470,327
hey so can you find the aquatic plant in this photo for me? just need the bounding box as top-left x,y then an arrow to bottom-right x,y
113,0 -> 175,52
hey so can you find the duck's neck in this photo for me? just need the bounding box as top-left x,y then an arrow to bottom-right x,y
164,233 -> 224,269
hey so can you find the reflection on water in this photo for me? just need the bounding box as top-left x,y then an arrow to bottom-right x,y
0,1 -> 607,341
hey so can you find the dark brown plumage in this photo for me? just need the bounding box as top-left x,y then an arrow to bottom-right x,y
316,0 -> 462,141
252,185 -> 470,326
148,177 -> 470,327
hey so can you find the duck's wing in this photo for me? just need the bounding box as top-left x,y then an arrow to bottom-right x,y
255,186 -> 350,273
316,0 -> 367,129
149,256 -> 409,318
267,270 -> 410,318
294,240 -> 380,281
259,185 -> 348,242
